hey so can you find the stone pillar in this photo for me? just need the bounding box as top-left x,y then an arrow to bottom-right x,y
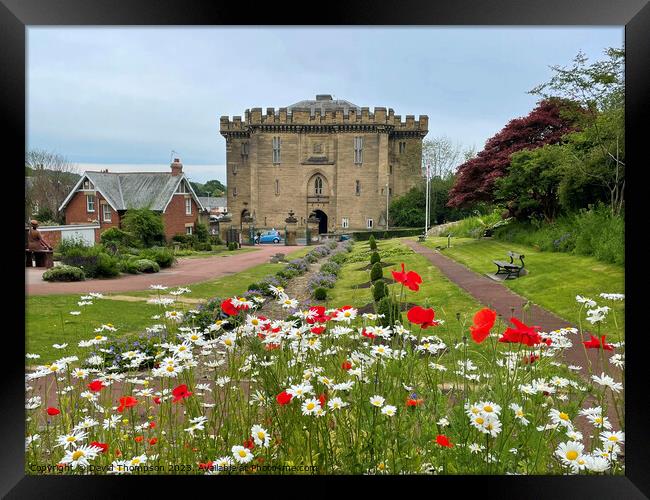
306,215 -> 320,245
285,210 -> 298,246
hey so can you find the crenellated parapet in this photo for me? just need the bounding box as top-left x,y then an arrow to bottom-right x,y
220,101 -> 428,138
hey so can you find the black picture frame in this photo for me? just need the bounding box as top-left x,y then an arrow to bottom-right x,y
3,0 -> 648,497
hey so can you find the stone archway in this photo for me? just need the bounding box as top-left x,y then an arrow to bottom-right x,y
311,209 -> 328,234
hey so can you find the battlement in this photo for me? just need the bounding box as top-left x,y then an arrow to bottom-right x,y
220,105 -> 428,135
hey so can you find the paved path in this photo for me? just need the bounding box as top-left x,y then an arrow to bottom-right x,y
26,245 -> 287,296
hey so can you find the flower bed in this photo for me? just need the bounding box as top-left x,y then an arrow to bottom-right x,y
25,263 -> 624,475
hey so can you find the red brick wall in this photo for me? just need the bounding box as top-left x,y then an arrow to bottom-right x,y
163,194 -> 199,240
64,191 -> 120,241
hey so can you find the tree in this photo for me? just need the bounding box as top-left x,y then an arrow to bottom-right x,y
26,150 -> 79,223
529,48 -> 625,215
120,208 -> 165,247
447,99 -> 578,208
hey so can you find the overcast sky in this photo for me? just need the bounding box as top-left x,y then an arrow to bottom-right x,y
27,27 -> 623,183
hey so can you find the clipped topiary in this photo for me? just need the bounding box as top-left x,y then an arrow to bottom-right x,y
376,296 -> 400,327
372,280 -> 388,302
228,242 -> 238,251
368,234 -> 377,250
370,261 -> 383,282
313,287 -> 328,300
42,265 -> 85,282
133,259 -> 160,273
370,251 -> 381,265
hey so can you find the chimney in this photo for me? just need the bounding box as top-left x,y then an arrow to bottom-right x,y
171,157 -> 183,176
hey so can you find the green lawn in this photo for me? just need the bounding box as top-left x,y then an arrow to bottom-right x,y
26,246 -> 313,364
329,239 -> 484,324
418,237 -> 625,338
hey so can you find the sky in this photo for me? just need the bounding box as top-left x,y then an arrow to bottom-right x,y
27,27 -> 623,184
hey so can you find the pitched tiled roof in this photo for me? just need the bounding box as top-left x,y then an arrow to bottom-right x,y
287,95 -> 360,116
198,196 -> 227,209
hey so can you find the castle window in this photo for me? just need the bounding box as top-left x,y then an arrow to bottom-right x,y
342,217 -> 349,229
275,179 -> 280,196
233,186 -> 238,197
389,165 -> 393,174
314,176 -> 323,195
232,163 -> 238,175
354,137 -> 363,164
272,136 -> 281,164
355,180 -> 360,196
399,141 -> 407,154
86,195 -> 95,212
241,141 -> 249,158
367,218 -> 374,229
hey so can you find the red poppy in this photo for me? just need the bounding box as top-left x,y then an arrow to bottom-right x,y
46,407 -> 60,416
406,398 -> 424,408
243,438 -> 255,450
311,325 -> 326,335
172,384 -> 193,403
361,328 -> 376,340
307,306 -> 330,324
153,396 -> 161,405
498,317 -> 544,347
276,390 -> 292,406
392,263 -> 423,292
149,437 -> 158,446
341,360 -> 352,371
522,353 -> 540,365
469,308 -> 497,344
265,343 -> 281,351
436,434 -> 453,448
90,441 -> 108,453
134,436 -> 144,443
114,449 -> 122,457
318,393 -> 327,406
149,421 -> 156,429
407,306 -> 439,328
220,298 -> 238,316
117,396 -> 138,413
88,379 -> 104,392
583,334 -> 614,351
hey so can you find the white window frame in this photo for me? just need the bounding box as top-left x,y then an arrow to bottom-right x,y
82,179 -> 94,190
102,203 -> 112,222
367,218 -> 374,229
185,197 -> 192,215
272,136 -> 281,164
86,194 -> 95,212
176,181 -> 188,194
186,226 -> 193,235
354,136 -> 363,164
342,217 -> 349,229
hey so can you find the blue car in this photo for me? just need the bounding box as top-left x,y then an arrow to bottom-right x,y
257,230 -> 282,244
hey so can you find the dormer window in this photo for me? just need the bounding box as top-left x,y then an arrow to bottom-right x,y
176,181 -> 188,194
82,179 -> 94,190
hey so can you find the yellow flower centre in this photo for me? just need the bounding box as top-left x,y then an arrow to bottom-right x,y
238,450 -> 247,458
72,450 -> 84,460
595,417 -> 603,423
344,312 -> 351,317
517,411 -> 523,417
166,365 -> 174,372
132,458 -> 140,465
471,407 -> 480,414
179,346 -> 186,351
484,405 -> 493,413
95,335 -> 103,340
66,436 -> 76,442
486,423 -> 494,430
608,436 -> 618,442
257,432 -> 265,440
475,417 -> 484,425
559,412 -> 569,421
225,339 -> 232,345
307,402 -> 315,410
566,450 -> 578,461
50,365 -> 58,371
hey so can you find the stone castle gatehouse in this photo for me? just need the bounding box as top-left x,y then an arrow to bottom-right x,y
219,95 -> 428,233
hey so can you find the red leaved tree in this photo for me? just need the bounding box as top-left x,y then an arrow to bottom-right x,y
447,99 -> 578,208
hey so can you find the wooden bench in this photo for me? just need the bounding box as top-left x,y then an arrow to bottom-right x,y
25,249 -> 54,268
493,251 -> 525,279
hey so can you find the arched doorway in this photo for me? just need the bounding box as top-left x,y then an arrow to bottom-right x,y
311,209 -> 328,234
240,209 -> 250,230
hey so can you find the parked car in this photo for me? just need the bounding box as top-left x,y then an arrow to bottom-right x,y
258,230 -> 282,244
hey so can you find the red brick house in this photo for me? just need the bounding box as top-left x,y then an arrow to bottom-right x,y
58,158 -> 204,241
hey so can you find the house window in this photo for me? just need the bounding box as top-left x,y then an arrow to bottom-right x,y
102,203 -> 112,222
176,182 -> 188,193
399,141 -> 407,154
342,217 -> 349,229
367,218 -> 374,229
186,226 -> 193,235
275,179 -> 280,196
82,179 -> 94,190
355,180 -> 360,196
354,137 -> 363,164
272,136 -> 281,164
185,198 -> 192,215
314,176 -> 323,195
86,195 -> 95,212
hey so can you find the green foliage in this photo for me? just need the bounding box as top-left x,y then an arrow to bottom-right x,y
100,227 -> 138,249
190,179 -> 226,197
493,204 -> 623,265
449,210 -> 506,239
195,223 -> 209,243
228,242 -> 238,251
118,258 -> 140,274
351,228 -> 423,241
42,264 -> 85,282
370,262 -> 383,282
376,296 -> 401,327
193,242 -> 213,252
313,287 -> 328,300
330,252 -> 348,265
368,235 -> 377,250
210,234 -> 223,246
61,245 -> 120,278
372,280 -> 388,302
320,261 -> 341,276
132,259 -> 160,273
370,251 -> 381,265
139,247 -> 176,268
120,209 -> 165,247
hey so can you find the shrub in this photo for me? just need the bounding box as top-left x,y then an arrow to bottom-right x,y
117,257 -> 140,274
308,272 -> 337,290
383,231 -> 389,240
42,264 -> 85,282
209,234 -> 223,246
133,259 -> 160,273
195,223 -> 209,243
286,258 -> 309,274
313,287 -> 328,300
376,296 -> 400,327
370,251 -> 381,265
140,247 -> 176,268
372,280 -> 388,302
276,269 -> 299,280
368,235 -> 377,250
120,208 -> 165,247
330,253 -> 348,265
327,241 -> 338,250
194,242 -> 213,252
100,227 -> 138,248
57,236 -> 88,256
320,261 -> 341,276
228,242 -> 238,251
370,262 -> 383,282
61,246 -> 120,278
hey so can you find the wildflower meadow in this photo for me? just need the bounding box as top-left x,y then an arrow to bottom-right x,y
25,248 -> 625,475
